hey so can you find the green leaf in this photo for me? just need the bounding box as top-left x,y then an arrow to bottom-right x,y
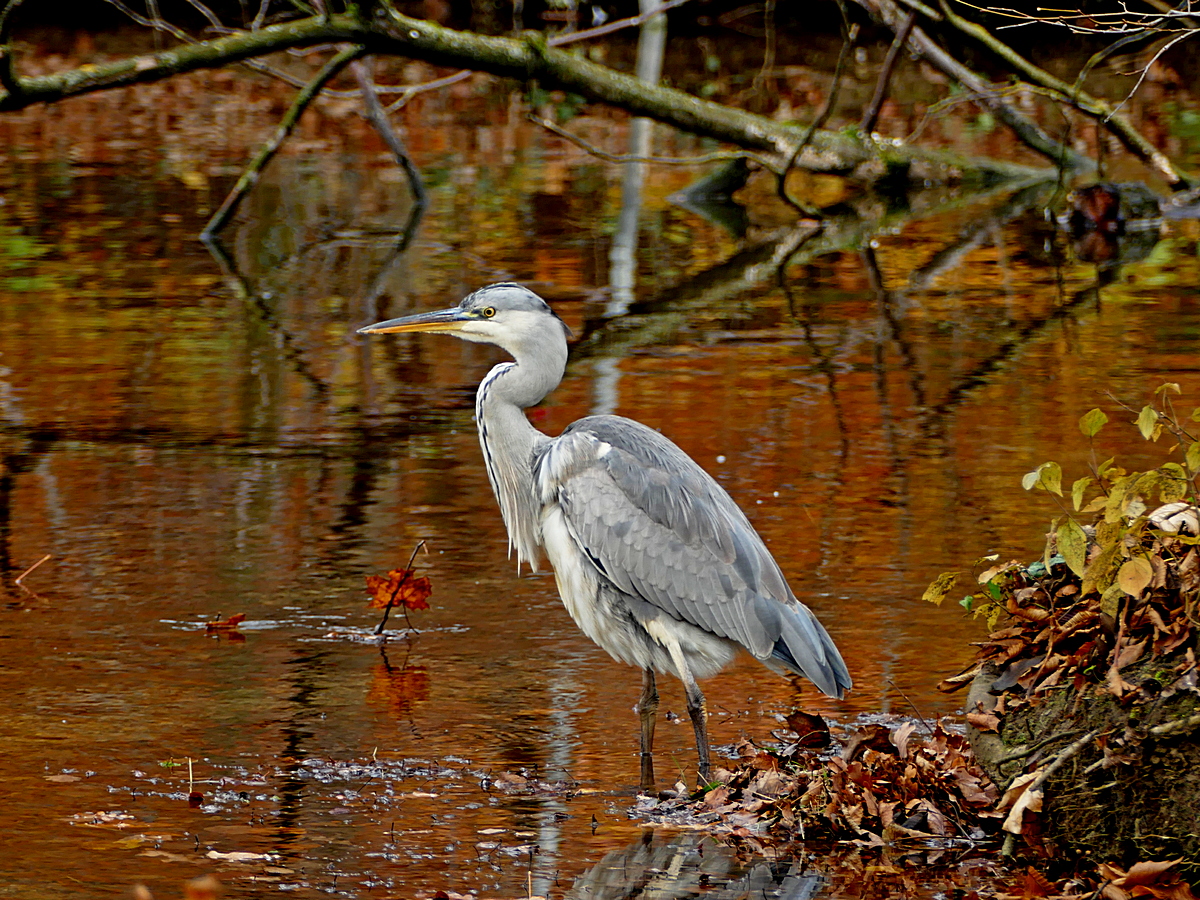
959,595 -> 973,611
1118,557 -> 1153,597
1023,462 -> 1063,494
1105,476 -> 1133,524
1079,408 -> 1108,437
1057,519 -> 1088,578
1100,582 -> 1124,619
1137,405 -> 1159,440
1186,442 -> 1200,473
1071,476 -> 1094,511
1192,407 -> 1200,423
922,572 -> 960,606
1159,463 -> 1188,502
1155,383 -> 1181,396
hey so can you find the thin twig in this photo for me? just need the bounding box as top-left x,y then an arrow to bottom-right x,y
202,43 -> 365,238
938,0 -> 1191,186
1149,712 -> 1200,738
778,3 -> 857,215
529,113 -> 778,171
860,8 -> 915,134
374,541 -> 427,635
14,553 -> 50,586
993,729 -> 1083,765
352,58 -> 427,207
885,678 -> 936,734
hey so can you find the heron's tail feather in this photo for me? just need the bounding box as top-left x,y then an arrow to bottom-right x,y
769,605 -> 852,699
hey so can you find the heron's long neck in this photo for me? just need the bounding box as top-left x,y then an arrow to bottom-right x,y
475,353 -> 561,572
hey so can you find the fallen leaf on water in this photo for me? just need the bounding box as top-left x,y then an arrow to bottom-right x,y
205,613 -> 246,634
785,710 -> 831,748
365,568 -> 431,611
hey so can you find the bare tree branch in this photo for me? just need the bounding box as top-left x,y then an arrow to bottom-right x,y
854,0 -> 1093,171
352,57 -> 427,207
202,43 -> 366,238
0,8 -> 1055,184
939,0 -> 1192,187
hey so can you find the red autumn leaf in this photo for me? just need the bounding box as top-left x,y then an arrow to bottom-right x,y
205,613 -> 246,633
365,568 -> 432,611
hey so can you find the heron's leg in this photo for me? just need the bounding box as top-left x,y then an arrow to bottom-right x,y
680,672 -> 711,784
637,668 -> 658,792
663,644 -> 710,784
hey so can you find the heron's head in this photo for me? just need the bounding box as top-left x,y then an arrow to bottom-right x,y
357,283 -> 570,356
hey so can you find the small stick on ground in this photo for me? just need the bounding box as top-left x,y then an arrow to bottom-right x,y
202,43 -> 365,238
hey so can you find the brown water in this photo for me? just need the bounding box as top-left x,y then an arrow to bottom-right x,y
1,23 -> 1199,900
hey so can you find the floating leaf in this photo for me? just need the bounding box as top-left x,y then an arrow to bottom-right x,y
205,613 -> 246,633
1117,557 -> 1153,597
922,572 -> 959,606
1078,408 -> 1108,437
1137,405 -> 1159,440
366,568 -> 432,611
1057,519 -> 1088,578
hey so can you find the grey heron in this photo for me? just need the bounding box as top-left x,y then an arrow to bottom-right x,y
359,283 -> 851,788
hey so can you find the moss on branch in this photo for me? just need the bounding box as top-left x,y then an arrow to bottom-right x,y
0,8 -> 1052,184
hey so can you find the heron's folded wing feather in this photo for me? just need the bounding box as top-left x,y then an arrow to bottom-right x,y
536,415 -> 851,697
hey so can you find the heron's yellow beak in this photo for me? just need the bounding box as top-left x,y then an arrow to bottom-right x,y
357,307 -> 469,335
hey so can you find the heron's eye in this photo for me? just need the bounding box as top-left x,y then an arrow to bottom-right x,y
482,307 -> 496,318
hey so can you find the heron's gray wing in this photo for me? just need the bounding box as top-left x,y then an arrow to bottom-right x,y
535,415 -> 851,697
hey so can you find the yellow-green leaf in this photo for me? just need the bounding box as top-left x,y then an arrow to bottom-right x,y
1100,582 -> 1124,619
1057,519 -> 1088,578
1105,476 -> 1132,524
1079,408 -> 1108,437
1071,476 -> 1094,511
1187,442 -> 1200,473
1117,557 -> 1153,597
1159,463 -> 1188,503
1022,461 -> 1062,495
1082,540 -> 1122,596
922,572 -> 960,606
1155,382 -> 1181,396
1040,462 -> 1062,496
1137,405 -> 1159,440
